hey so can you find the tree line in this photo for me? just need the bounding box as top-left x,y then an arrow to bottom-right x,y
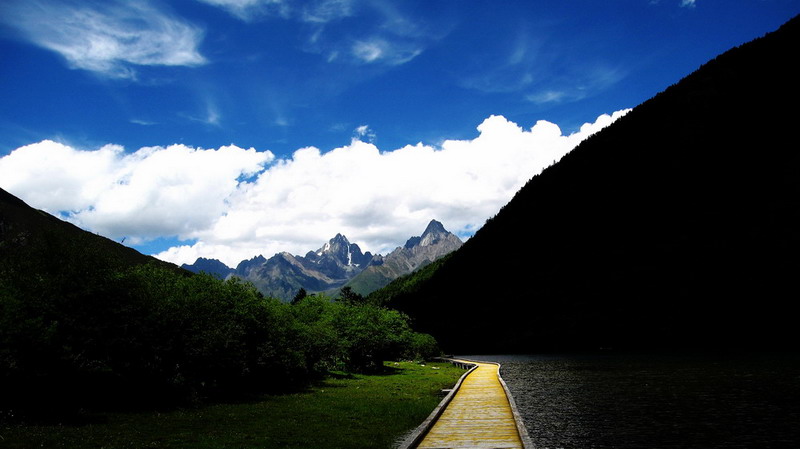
0,262 -> 439,420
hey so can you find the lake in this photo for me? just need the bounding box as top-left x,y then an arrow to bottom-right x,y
462,353 -> 800,449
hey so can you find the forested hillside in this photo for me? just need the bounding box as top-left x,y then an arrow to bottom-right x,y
386,15 -> 800,353
0,188 -> 438,420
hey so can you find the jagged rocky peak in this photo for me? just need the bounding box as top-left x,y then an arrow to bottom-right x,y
405,219 -> 452,248
420,219 -> 449,245
235,254 -> 267,275
345,219 -> 463,297
423,219 -> 447,234
184,219 -> 458,300
313,233 -> 347,255
310,233 -> 372,267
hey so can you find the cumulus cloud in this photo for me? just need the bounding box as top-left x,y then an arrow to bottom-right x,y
0,111 -> 629,267
0,0 -> 206,79
0,141 -> 272,243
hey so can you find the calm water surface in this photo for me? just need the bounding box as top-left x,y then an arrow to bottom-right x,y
463,353 -> 800,449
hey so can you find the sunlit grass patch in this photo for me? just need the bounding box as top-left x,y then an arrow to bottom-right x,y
1,361 -> 464,449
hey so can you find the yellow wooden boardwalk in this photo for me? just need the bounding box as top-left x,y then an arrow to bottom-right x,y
406,360 -> 532,449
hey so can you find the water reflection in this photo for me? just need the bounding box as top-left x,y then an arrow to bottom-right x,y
463,353 -> 800,449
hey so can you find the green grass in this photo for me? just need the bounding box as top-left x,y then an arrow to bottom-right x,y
0,361 -> 464,449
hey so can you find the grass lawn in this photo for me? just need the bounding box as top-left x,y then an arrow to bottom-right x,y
1,361 -> 464,449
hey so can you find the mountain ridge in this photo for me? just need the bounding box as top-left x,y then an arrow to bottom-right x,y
346,219 -> 463,296
182,219 -> 462,300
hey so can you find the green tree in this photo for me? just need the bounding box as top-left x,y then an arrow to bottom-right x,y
291,287 -> 308,305
339,286 -> 366,305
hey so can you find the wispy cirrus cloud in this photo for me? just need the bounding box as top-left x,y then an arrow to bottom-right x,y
649,0 -> 698,7
350,37 -> 423,65
182,99 -> 222,127
341,0 -> 444,66
301,0 -> 355,23
0,0 -> 206,79
526,65 -> 627,105
130,118 -> 157,126
459,28 -> 546,94
198,0 -> 437,66
196,0 -> 352,23
195,0 -> 291,21
462,26 -> 626,105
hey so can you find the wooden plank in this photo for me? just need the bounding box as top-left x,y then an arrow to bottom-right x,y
413,360 -> 529,449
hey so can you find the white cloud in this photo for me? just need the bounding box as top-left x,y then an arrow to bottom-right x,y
353,125 -> 376,142
199,0 -> 434,67
526,90 -> 568,105
351,37 -> 423,65
352,39 -> 384,62
462,26 -> 627,102
0,111 -> 630,267
196,0 -> 351,22
680,0 -> 697,8
183,99 -> 223,126
0,141 -> 272,244
198,0 -> 266,9
526,65 -> 626,105
301,0 -> 354,23
130,119 -> 157,126
0,0 -> 206,79
196,0 -> 291,20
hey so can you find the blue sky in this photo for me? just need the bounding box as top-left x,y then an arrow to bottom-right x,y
1,0 -> 799,266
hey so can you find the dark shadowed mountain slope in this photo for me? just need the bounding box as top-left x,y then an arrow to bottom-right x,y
1,187 -> 194,411
386,15 -> 800,353
1,187 -> 179,277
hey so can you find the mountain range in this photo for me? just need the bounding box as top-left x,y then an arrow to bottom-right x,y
382,15 -> 800,353
182,219 -> 462,300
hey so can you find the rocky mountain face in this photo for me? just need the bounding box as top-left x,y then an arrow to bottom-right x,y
227,234 -> 375,300
182,220 -> 461,301
301,233 -> 375,280
346,220 -> 463,296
